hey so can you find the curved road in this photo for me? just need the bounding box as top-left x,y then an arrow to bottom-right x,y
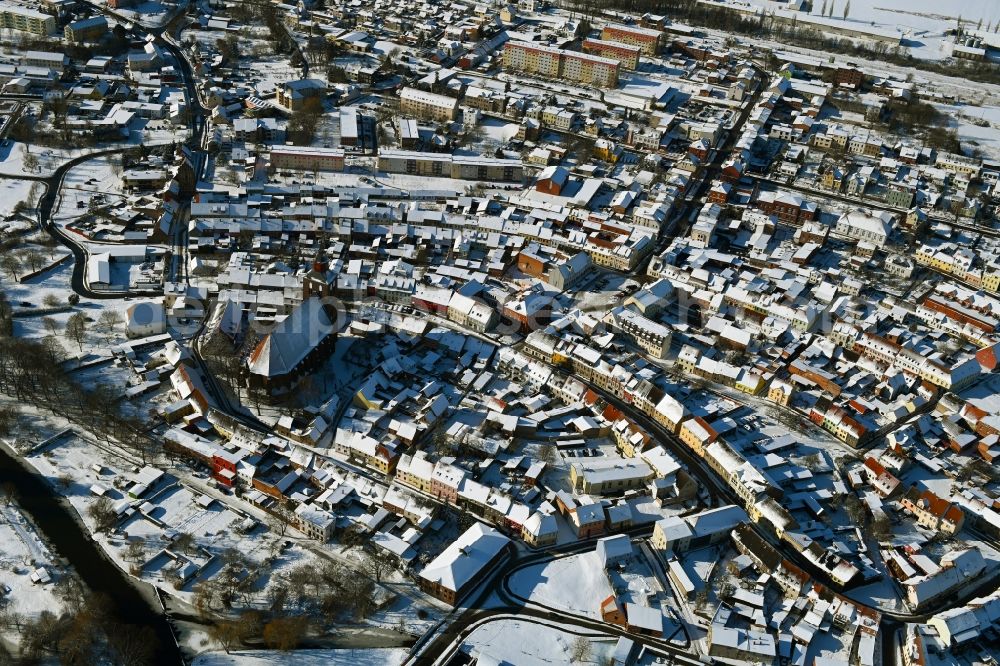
13,15 -> 991,666
23,147 -> 162,299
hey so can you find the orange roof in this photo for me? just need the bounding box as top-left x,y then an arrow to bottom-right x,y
942,504 -> 964,524
600,594 -> 620,612
917,490 -> 951,518
863,457 -> 886,476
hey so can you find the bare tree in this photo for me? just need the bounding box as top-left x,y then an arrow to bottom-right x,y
536,443 -> 557,464
125,537 -> 146,563
210,619 -> 244,654
27,182 -> 43,209
262,615 -> 309,651
267,512 -> 289,538
0,408 -> 16,436
106,624 -> 155,666
21,250 -> 44,273
97,309 -> 122,340
871,514 -> 892,543
86,495 -> 117,532
361,550 -> 396,583
569,636 -> 592,663
65,312 -> 87,351
0,255 -> 20,281
844,493 -> 865,526
172,531 -> 195,554
193,581 -> 221,620
1,481 -> 15,505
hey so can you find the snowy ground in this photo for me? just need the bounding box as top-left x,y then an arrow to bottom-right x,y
939,103 -> 1000,159
0,142 -> 146,178
462,617 -> 616,665
0,257 -> 129,357
115,1 -> 177,29
0,499 -> 72,647
22,432 -> 319,609
734,0 -> 998,61
691,16 -> 1000,106
49,155 -> 129,230
192,648 -> 408,665
507,551 -> 612,619
0,178 -> 39,219
9,413 -> 445,638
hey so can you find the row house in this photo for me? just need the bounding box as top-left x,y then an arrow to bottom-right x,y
608,306 -> 671,358
900,487 -> 965,536
862,457 -> 901,497
853,332 -> 980,391
755,190 -> 818,225
678,416 -> 718,457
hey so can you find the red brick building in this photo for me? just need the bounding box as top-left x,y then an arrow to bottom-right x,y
756,190 -> 817,225
834,66 -> 864,88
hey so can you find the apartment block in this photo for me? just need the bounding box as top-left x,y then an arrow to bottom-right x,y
0,2 -> 55,35
503,41 -> 619,88
399,86 -> 459,122
583,38 -> 641,69
269,145 -> 346,172
378,149 -> 523,182
601,22 -> 663,55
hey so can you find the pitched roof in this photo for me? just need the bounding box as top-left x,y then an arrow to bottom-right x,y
418,523 -> 510,593
248,298 -> 334,377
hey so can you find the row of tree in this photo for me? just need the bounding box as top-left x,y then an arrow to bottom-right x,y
0,578 -> 155,665
565,0 -> 1000,84
196,555 -> 391,653
0,335 -> 159,465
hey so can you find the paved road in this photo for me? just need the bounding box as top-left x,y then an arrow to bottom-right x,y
408,530 -> 707,666
31,147 -> 160,299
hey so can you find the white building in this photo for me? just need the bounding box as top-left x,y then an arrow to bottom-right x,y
833,209 -> 895,248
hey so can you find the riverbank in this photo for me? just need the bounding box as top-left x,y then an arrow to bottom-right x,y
191,647 -> 409,665
0,438 -> 185,665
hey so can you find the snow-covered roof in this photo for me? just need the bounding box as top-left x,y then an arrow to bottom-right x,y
247,298 -> 334,378
419,523 -> 510,593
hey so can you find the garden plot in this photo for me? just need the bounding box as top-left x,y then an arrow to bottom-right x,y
23,433 -> 312,603
121,485 -> 244,551
1,261 -> 129,358
0,502 -> 69,637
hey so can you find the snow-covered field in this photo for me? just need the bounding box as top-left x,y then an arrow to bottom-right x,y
0,142 -> 112,178
192,648 -> 408,665
0,178 -> 39,218
507,551 -> 612,619
462,617 -> 616,665
0,258 -> 128,356
940,103 -> 1000,159
50,155 -> 129,230
736,0 -> 999,60
0,500 -> 72,641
